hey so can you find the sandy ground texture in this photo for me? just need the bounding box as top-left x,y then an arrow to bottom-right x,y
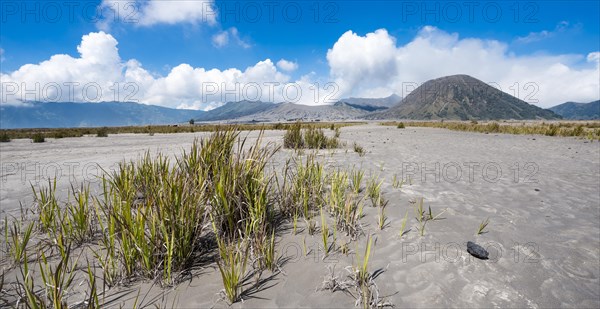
1,123 -> 599,308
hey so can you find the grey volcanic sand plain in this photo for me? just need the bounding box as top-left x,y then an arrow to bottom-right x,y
1,124 -> 599,307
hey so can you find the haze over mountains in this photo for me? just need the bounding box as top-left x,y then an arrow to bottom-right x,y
0,95 -> 399,129
3,75 -> 593,129
549,100 -> 600,120
196,96 -> 400,122
0,102 -> 200,129
339,94 -> 401,110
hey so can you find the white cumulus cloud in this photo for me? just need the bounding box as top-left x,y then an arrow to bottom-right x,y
516,21 -> 571,44
212,27 -> 250,49
276,59 -> 298,72
212,31 -> 229,48
98,0 -> 217,29
587,52 -> 600,64
0,32 -> 333,109
326,26 -> 600,107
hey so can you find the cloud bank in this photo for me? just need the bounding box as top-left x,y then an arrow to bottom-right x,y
2,27 -> 599,109
327,26 -> 599,107
0,32 -> 329,109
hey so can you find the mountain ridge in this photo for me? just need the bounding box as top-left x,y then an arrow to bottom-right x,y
232,101 -> 369,122
548,100 -> 600,120
195,100 -> 276,121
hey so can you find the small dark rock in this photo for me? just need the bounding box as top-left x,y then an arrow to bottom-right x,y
532,138 -> 536,140
534,188 -> 540,192
467,241 -> 489,260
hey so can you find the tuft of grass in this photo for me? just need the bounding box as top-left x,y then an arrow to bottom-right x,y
0,133 -> 11,142
292,210 -> 299,235
62,184 -> 96,244
305,126 -> 338,149
283,123 -> 339,149
336,194 -> 363,239
321,209 -> 330,257
216,238 -> 249,304
366,174 -> 383,207
328,169 -> 348,214
52,130 -> 70,139
392,174 -> 404,189
4,220 -> 34,265
283,122 -> 304,149
38,247 -> 78,308
32,133 -> 45,143
399,211 -> 409,238
15,245 -> 79,308
412,198 -> 446,237
377,199 -> 388,230
427,205 -> 447,221
262,231 -> 277,271
353,143 -> 365,156
397,122 -> 405,129
85,263 -> 100,308
477,218 -> 490,235
350,168 -> 364,194
96,127 -> 109,137
354,235 -> 373,287
417,220 -> 426,237
414,198 -> 425,223
31,178 -> 59,231
18,251 -> 45,308
277,154 -> 325,219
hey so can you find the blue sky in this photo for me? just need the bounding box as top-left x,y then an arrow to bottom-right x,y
1,0 -> 599,109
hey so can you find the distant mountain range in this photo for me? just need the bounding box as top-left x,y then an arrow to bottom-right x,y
368,75 -> 560,120
194,100 -> 274,121
339,94 -> 401,110
5,75 -> 596,129
0,101 -> 199,129
548,100 -> 600,120
191,94 -> 401,122
234,102 -> 369,122
0,95 -> 398,129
